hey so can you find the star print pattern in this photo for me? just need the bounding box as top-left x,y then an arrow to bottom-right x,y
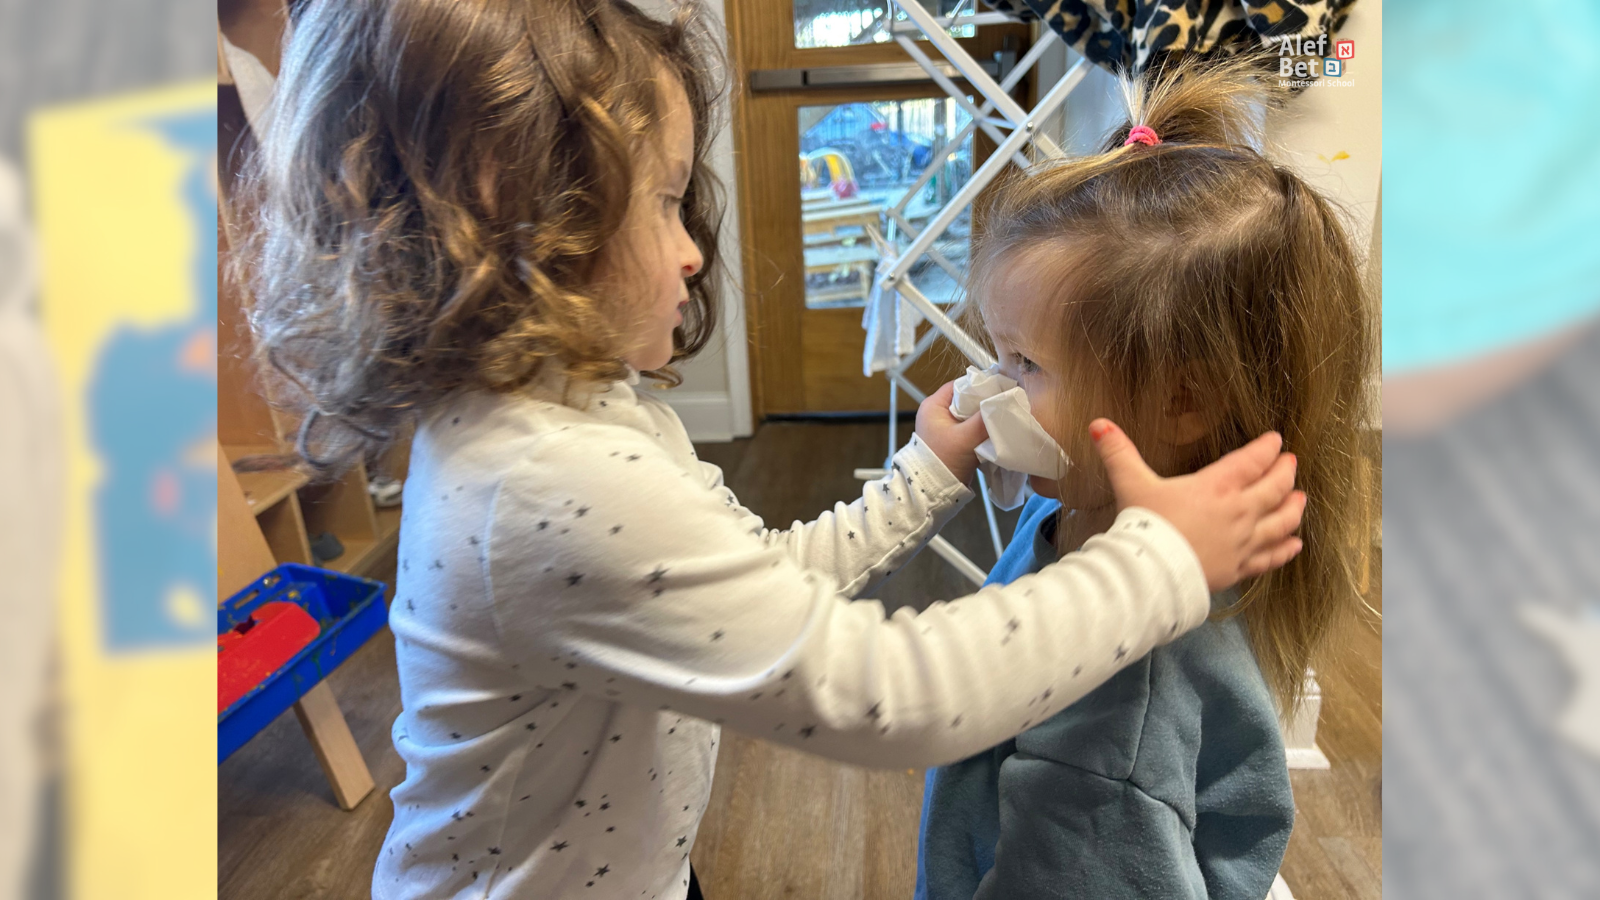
376,387 -> 1207,898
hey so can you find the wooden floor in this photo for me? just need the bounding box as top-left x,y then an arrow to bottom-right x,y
1277,562 -> 1384,899
217,420 -> 1381,900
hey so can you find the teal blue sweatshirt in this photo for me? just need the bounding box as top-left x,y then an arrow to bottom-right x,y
915,497 -> 1293,900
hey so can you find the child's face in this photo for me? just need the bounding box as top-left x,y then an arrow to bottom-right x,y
980,261 -> 1114,512
609,75 -> 704,373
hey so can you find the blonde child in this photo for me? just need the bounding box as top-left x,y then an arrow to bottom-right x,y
916,59 -> 1374,900
239,3 -> 1307,898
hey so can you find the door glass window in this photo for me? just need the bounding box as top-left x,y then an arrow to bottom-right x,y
793,0 -> 975,50
798,98 -> 975,309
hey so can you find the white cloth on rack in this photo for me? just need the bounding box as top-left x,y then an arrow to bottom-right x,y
861,242 -> 924,376
950,365 -> 1070,510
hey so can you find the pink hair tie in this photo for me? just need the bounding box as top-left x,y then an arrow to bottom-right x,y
1124,124 -> 1161,147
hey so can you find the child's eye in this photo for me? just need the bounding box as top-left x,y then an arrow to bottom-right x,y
1013,353 -> 1040,375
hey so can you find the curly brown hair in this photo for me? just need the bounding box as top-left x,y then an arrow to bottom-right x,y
967,57 -> 1375,712
233,0 -> 726,475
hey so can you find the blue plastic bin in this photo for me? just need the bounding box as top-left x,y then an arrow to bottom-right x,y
218,564 -> 388,762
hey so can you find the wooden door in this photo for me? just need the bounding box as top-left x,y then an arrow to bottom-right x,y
727,1 -> 1033,414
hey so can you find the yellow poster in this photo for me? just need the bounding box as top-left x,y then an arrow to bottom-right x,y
29,81 -> 215,900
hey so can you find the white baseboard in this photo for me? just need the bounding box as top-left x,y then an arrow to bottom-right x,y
1285,746 -> 1332,770
664,391 -> 738,443
1282,671 -> 1331,770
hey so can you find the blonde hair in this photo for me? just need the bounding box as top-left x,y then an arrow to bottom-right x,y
234,0 -> 726,476
969,57 -> 1373,711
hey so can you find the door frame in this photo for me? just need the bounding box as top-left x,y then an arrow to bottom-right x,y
725,1 -> 1034,416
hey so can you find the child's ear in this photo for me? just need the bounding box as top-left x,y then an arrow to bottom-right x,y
1158,367 -> 1214,447
1165,409 -> 1211,447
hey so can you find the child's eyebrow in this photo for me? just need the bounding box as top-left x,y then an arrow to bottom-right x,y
989,327 -> 1024,349
993,332 -> 1050,366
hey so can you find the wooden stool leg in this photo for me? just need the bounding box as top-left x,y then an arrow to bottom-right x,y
292,680 -> 375,810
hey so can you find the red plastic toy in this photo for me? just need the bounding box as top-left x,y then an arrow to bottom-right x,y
218,601 -> 322,713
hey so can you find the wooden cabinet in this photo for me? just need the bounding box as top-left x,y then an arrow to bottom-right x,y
216,280 -> 403,586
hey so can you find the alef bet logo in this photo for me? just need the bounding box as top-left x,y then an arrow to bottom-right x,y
1276,33 -> 1354,82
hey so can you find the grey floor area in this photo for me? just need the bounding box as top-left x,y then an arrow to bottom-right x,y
1383,326 -> 1600,898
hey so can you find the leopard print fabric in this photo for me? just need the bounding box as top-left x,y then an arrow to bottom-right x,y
984,0 -> 1357,75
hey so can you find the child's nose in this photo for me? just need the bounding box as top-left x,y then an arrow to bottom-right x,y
681,240 -> 703,278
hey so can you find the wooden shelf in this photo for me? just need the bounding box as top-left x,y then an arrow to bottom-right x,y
220,208 -> 407,584
238,468 -> 310,513
319,538 -> 377,575
320,505 -> 402,578
222,436 -> 404,579
258,493 -> 313,565
222,444 -> 309,514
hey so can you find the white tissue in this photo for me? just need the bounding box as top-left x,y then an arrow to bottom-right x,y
950,364 -> 1071,510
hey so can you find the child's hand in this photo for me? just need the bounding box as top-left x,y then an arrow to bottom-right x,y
1090,419 -> 1306,591
915,381 -> 989,485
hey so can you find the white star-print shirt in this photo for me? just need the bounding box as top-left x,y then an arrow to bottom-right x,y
374,370 -> 1209,899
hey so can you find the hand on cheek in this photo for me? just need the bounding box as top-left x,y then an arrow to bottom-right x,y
1090,419 -> 1306,590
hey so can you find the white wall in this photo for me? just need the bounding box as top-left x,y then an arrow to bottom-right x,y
1264,0 -> 1382,265
1035,32 -> 1126,157
1263,0 -> 1383,422
651,0 -> 755,441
